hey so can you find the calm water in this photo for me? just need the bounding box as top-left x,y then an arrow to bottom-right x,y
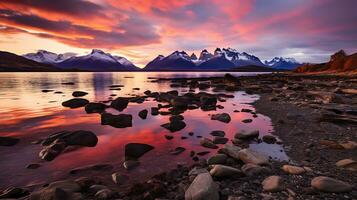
0,72 -> 287,188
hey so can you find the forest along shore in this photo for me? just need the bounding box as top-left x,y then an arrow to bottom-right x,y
0,73 -> 356,200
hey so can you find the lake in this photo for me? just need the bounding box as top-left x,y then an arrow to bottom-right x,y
0,72 -> 287,188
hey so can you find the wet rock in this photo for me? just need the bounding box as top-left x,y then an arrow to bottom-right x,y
171,97 -> 189,110
0,136 -> 19,146
200,96 -> 217,111
241,163 -> 271,176
0,187 -> 29,199
138,109 -> 148,119
234,130 -> 259,140
197,151 -> 210,156
72,91 -> 88,97
210,165 -> 243,178
123,160 -> 140,170
210,130 -> 225,137
101,113 -> 132,128
242,119 -> 253,123
238,149 -> 269,165
161,120 -> 186,132
213,136 -> 228,144
85,102 -> 106,113
170,147 -> 186,155
185,172 -> 219,200
169,115 -> 184,122
95,189 -> 114,199
112,173 -> 129,185
151,107 -> 159,115
282,165 -> 306,175
39,139 -> 67,161
262,135 -> 277,144
63,130 -> 98,147
26,163 -> 41,169
200,138 -> 218,149
262,176 -> 285,192
211,113 -> 231,123
311,176 -> 353,193
70,164 -> 113,175
164,135 -> 174,140
219,144 -> 241,160
241,108 -> 252,113
125,143 -> 154,160
207,154 -> 227,165
336,159 -> 357,171
62,98 -> 89,108
42,89 -> 54,93
110,97 -> 129,111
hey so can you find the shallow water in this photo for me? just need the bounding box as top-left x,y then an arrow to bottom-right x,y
0,72 -> 287,188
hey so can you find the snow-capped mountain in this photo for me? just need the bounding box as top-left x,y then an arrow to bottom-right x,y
23,50 -> 75,64
58,49 -> 138,71
144,48 -> 266,71
264,57 -> 301,70
144,51 -> 196,71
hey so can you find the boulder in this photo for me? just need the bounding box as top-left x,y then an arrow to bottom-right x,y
101,113 -> 132,128
125,143 -> 154,160
138,109 -> 148,119
209,165 -> 243,178
200,138 -> 218,149
151,107 -> 159,115
85,103 -> 106,113
336,159 -> 357,171
211,113 -> 231,123
110,97 -> 129,111
282,165 -> 306,175
234,130 -> 259,140
207,154 -> 227,165
262,176 -> 285,192
311,176 -> 353,193
0,136 -> 19,146
242,119 -> 253,123
237,149 -> 269,165
185,172 -> 219,200
62,98 -> 89,108
72,91 -> 88,97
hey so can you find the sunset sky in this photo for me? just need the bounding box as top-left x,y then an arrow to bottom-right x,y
0,0 -> 356,67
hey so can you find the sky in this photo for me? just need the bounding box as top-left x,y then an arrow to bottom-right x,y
0,0 -> 356,68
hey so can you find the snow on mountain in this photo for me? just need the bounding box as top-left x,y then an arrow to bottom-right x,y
23,50 -> 74,64
264,57 -> 301,69
58,49 -> 138,71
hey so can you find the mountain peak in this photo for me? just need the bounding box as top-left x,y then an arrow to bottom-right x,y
91,49 -> 105,54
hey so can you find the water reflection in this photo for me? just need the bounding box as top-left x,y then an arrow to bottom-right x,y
0,72 -> 286,188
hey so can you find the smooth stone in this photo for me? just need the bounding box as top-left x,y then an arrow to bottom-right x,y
123,160 -> 140,170
169,115 -> 184,121
282,165 -> 306,175
85,103 -> 106,113
0,136 -> 19,146
262,176 -> 285,192
237,149 -> 269,165
210,130 -> 225,137
72,91 -> 88,97
125,143 -> 154,160
211,113 -> 231,123
112,173 -> 129,185
209,165 -> 243,178
218,144 -> 242,160
63,130 -> 98,147
110,97 -> 129,111
213,136 -> 228,144
200,138 -> 218,149
241,163 -> 271,176
311,176 -> 353,193
138,109 -> 148,119
185,172 -> 219,200
234,130 -> 259,140
62,98 -> 89,108
207,154 -> 227,165
336,159 -> 357,171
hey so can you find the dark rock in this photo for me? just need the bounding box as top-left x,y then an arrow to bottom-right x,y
207,154 -> 227,165
211,113 -> 231,123
164,135 -> 174,140
197,151 -> 210,156
125,143 -> 154,160
110,97 -> 129,111
242,119 -> 253,123
72,91 -> 88,97
200,96 -> 217,111
26,163 -> 41,169
63,130 -> 98,147
213,136 -> 228,144
262,135 -> 277,144
0,136 -> 19,146
138,109 -> 148,119
85,103 -> 106,113
169,115 -> 184,122
62,98 -> 89,108
210,130 -> 225,137
200,138 -> 218,149
101,113 -> 132,128
151,107 -> 159,115
210,165 -> 243,178
234,130 -> 259,140
161,120 -> 186,132
42,89 -> 54,93
170,147 -> 186,155
112,173 -> 129,185
241,108 -> 252,113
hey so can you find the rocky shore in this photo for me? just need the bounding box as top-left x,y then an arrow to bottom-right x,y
0,73 -> 356,200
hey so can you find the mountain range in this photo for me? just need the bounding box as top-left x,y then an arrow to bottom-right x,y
0,48 -> 302,72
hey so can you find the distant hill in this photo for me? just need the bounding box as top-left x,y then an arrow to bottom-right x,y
229,65 -> 287,72
0,51 -> 57,72
295,50 -> 357,73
